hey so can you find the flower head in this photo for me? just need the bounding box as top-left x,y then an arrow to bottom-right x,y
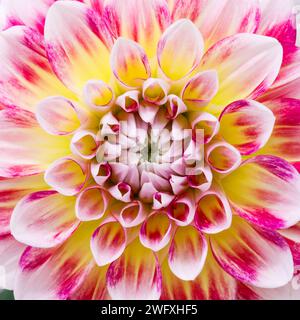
1,0 -> 300,300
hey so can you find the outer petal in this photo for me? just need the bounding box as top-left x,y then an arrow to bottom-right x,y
45,1 -> 114,93
110,38 -> 151,88
161,248 -> 237,300
221,156 -> 300,230
91,219 -> 126,267
0,26 -> 73,111
0,235 -> 26,290
261,46 -> 300,100
103,0 -> 171,57
0,107 -> 70,178
0,174 -> 47,236
257,0 -> 296,45
157,19 -> 204,81
0,0 -> 56,33
258,98 -> 300,162
171,0 -> 260,49
44,157 -> 88,196
278,223 -> 300,243
106,239 -> 162,300
10,190 -> 79,248
211,217 -> 294,288
168,226 -> 208,281
219,99 -> 275,155
200,34 -> 283,114
14,222 -> 100,300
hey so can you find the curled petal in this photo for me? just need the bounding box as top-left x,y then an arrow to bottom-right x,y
45,1 -> 113,93
71,130 -> 98,160
158,19 -> 204,81
211,217 -> 293,288
201,34 -> 283,113
189,112 -> 220,144
138,102 -> 160,124
111,201 -> 147,228
103,0 -> 171,57
153,192 -> 175,210
143,78 -> 170,105
168,226 -> 208,281
91,219 -> 126,267
206,142 -> 242,174
106,239 -> 162,300
10,191 -> 79,248
165,95 -> 187,119
182,70 -> 219,110
44,157 -> 88,196
259,98 -> 300,162
167,193 -> 195,226
194,187 -> 232,234
115,90 -> 140,113
219,99 -> 275,155
171,0 -> 260,49
83,80 -> 114,112
110,38 -> 151,88
91,162 -> 111,186
169,175 -> 188,195
108,183 -> 132,203
75,186 -> 109,221
187,165 -> 213,192
0,107 -> 70,178
221,156 -> 300,230
36,97 -> 87,136
140,211 -> 173,252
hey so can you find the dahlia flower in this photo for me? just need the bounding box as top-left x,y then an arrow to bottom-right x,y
0,0 -> 300,300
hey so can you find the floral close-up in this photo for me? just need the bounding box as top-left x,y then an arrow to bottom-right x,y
1,0 -> 300,300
